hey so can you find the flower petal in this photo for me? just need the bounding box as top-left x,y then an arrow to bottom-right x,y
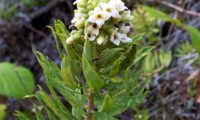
121,34 -> 132,43
96,20 -> 105,27
111,39 -> 120,46
66,37 -> 74,44
88,16 -> 96,23
89,35 -> 96,41
111,10 -> 121,18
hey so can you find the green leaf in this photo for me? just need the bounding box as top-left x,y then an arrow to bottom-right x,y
143,54 -> 155,73
36,90 -> 76,120
0,104 -> 6,120
120,44 -> 137,69
93,112 -> 118,120
182,25 -> 200,55
0,62 -> 35,98
98,48 -> 124,67
16,111 -> 32,120
34,51 -> 62,82
53,19 -> 69,49
61,56 -> 77,87
141,6 -> 200,56
141,5 -> 179,24
51,19 -> 73,58
83,39 -> 93,63
109,58 -> 123,76
72,105 -> 85,120
54,19 -> 69,42
113,92 -> 146,113
131,33 -> 144,44
100,94 -> 115,113
159,49 -> 172,67
50,79 -> 85,106
82,55 -> 104,90
1,4 -> 19,19
134,109 -> 149,120
35,51 -> 84,106
47,26 -> 63,59
125,67 -> 131,80
34,105 -> 45,120
134,46 -> 155,64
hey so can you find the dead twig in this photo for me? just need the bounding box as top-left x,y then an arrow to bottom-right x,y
29,0 -> 61,21
146,0 -> 200,17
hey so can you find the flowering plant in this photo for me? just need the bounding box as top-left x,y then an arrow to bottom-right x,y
17,0 -> 154,120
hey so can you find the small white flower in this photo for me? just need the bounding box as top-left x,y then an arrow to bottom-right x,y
100,3 -> 121,19
121,34 -> 132,43
84,30 -> 96,41
110,29 -> 121,46
110,29 -> 132,45
66,36 -> 74,44
121,23 -> 131,34
88,7 -> 110,27
71,12 -> 84,24
84,23 -> 100,41
97,35 -> 104,45
88,23 -> 100,36
109,0 -> 127,12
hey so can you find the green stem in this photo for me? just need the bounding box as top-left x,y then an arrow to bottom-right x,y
86,88 -> 94,120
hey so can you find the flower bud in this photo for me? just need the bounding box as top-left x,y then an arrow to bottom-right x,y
66,36 -> 74,44
74,19 -> 85,29
97,35 -> 104,45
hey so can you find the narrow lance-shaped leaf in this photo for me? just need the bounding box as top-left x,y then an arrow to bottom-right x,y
141,5 -> 180,24
98,48 -> 124,67
93,112 -> 117,120
131,33 -> 144,44
34,105 -> 45,120
182,25 -> 200,55
36,91 -> 76,120
47,26 -> 64,59
120,44 -> 137,70
54,19 -> 69,42
100,94 -> 115,113
82,55 -> 104,91
61,56 -> 77,87
134,46 -> 155,64
83,39 -> 93,63
50,78 -> 85,106
109,58 -> 123,77
15,111 -> 32,120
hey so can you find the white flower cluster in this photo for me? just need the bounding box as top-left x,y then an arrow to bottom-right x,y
66,0 -> 134,46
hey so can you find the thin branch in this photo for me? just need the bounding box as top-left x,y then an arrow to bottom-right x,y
29,0 -> 61,21
146,0 -> 200,17
24,24 -> 48,39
